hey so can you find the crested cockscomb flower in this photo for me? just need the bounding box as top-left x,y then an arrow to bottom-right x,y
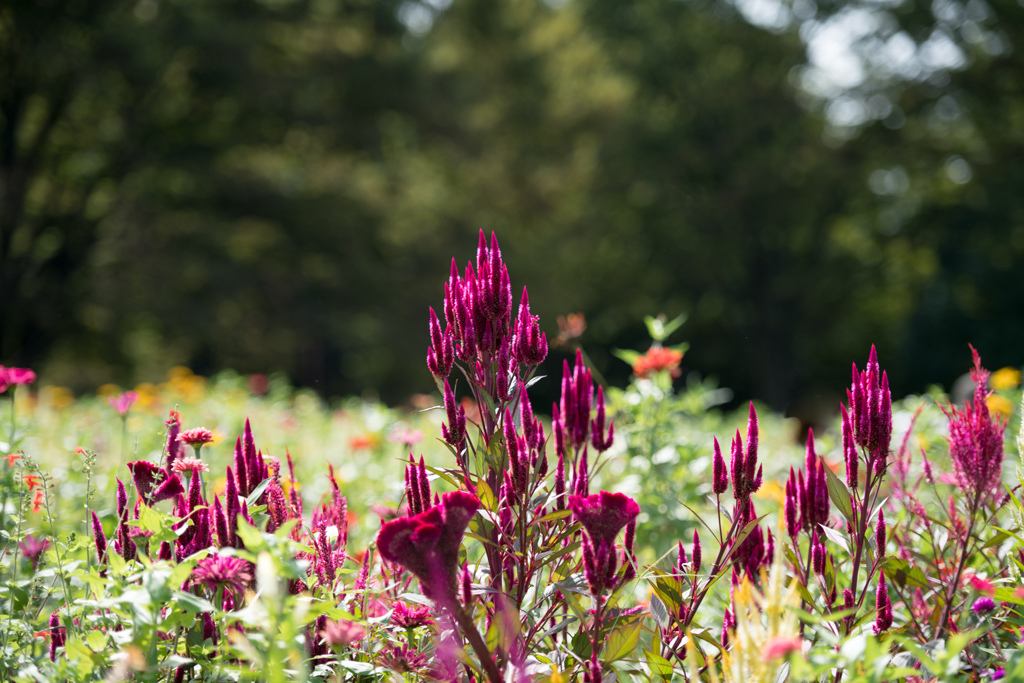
376,491 -> 480,601
944,346 -> 1006,503
172,457 -> 210,474
191,554 -> 253,603
19,535 -> 49,570
109,391 -> 139,417
568,491 -> 640,548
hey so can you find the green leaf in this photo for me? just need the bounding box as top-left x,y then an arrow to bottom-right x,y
649,593 -> 670,629
822,463 -> 854,523
612,348 -> 642,366
819,524 -> 850,554
246,478 -> 272,507
176,591 -> 216,614
604,617 -> 643,661
85,630 -> 107,652
533,509 -> 572,525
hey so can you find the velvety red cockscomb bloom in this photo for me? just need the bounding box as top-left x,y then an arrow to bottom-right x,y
632,347 -> 684,379
191,554 -> 252,603
172,457 -> 209,474
568,491 -> 640,548
376,491 -> 480,600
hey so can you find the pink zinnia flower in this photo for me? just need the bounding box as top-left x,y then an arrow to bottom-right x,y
172,457 -> 209,474
179,428 -> 215,449
109,391 -> 139,417
321,619 -> 366,648
761,635 -> 803,662
387,426 -> 424,447
0,366 -> 35,393
390,601 -> 434,629
191,554 -> 252,602
376,491 -> 480,601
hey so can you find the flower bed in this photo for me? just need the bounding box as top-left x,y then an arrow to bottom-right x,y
1,234 -> 1023,682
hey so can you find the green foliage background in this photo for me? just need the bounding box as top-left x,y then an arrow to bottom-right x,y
3,0 -> 1022,409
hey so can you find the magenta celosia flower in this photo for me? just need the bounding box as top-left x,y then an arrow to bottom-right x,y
874,574 -> 893,634
973,596 -> 997,615
944,347 -> 1006,502
845,346 -> 892,476
568,491 -> 641,548
19,535 -> 50,570
109,391 -> 139,416
48,611 -> 65,661
321,619 -> 366,648
376,490 -> 480,601
191,554 -> 253,603
172,457 -> 210,474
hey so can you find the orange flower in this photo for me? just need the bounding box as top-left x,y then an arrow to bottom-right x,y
632,347 -> 684,379
5,453 -> 21,466
348,434 -> 377,451
32,489 -> 44,513
23,474 -> 41,491
74,447 -> 86,456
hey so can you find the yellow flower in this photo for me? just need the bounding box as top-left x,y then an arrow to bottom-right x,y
41,386 -> 74,409
991,367 -> 1021,391
987,394 -> 1015,418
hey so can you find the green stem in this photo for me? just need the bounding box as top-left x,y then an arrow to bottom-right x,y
1,473 -> 24,654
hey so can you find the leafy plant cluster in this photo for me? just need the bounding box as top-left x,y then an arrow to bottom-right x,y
1,234 -> 1024,682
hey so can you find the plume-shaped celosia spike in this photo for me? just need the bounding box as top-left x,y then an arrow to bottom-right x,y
590,385 -> 614,452
676,541 -> 687,574
730,430 -> 744,499
225,467 -> 241,546
745,403 -> 759,484
165,410 -> 183,471
555,450 -> 566,510
406,461 -> 421,516
233,436 -> 249,498
624,519 -> 636,554
91,510 -> 108,565
187,468 -> 203,515
691,529 -> 702,574
812,530 -> 825,575
876,510 -> 886,558
213,494 -> 230,547
417,456 -> 431,511
841,404 -> 858,487
574,447 -> 589,497
48,611 -> 65,661
354,549 -> 371,591
784,470 -> 799,538
712,437 -> 728,494
874,574 -> 893,633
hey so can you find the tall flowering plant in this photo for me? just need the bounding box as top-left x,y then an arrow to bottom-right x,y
377,231 -> 632,682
